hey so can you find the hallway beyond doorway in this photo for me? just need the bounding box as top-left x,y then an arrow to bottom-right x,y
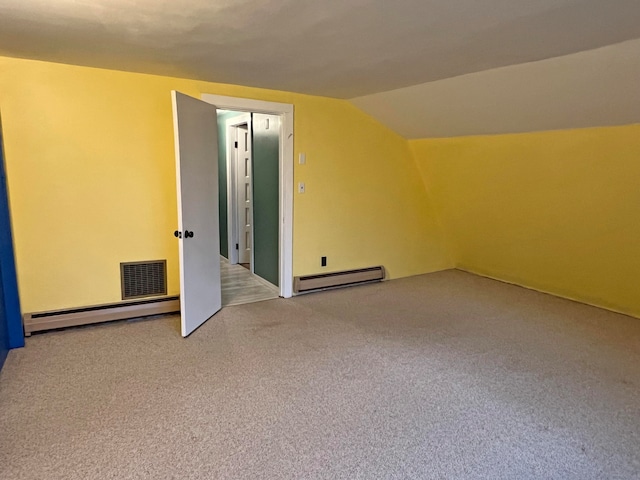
220,256 -> 279,307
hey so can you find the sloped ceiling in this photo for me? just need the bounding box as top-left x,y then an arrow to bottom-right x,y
1,0 -> 639,136
352,39 -> 640,138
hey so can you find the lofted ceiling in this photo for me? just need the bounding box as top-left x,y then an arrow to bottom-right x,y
0,0 -> 639,136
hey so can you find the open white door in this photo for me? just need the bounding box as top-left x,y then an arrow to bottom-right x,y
172,91 -> 222,337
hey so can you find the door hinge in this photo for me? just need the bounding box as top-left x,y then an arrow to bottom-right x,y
234,141 -> 238,148
235,243 -> 239,250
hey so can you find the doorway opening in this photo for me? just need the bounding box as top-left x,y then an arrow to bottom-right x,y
202,94 -> 294,305
218,110 -> 279,306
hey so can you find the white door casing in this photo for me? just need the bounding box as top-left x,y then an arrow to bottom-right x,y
172,91 -> 222,337
203,94 -> 294,299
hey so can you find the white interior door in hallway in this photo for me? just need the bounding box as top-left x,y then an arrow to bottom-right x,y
225,113 -> 253,267
235,121 -> 253,266
171,91 -> 222,337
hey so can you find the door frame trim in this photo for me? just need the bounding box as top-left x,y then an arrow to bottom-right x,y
202,94 -> 294,299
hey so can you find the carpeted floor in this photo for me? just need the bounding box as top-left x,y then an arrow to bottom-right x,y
1,270 -> 639,480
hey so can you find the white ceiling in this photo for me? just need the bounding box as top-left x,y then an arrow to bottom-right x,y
0,0 -> 640,136
1,0 -> 640,99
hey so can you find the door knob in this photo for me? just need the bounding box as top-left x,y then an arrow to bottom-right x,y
184,230 -> 194,238
174,230 -> 182,238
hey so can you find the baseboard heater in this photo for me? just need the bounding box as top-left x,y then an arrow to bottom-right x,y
294,266 -> 385,294
23,296 -> 180,335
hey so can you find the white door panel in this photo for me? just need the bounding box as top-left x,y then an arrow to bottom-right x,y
236,124 -> 253,265
172,91 -> 222,337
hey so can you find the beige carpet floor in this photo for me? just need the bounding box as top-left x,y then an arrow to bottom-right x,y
1,270 -> 639,479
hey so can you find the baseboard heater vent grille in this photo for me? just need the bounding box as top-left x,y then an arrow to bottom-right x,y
294,266 -> 385,294
121,260 -> 167,300
23,296 -> 180,335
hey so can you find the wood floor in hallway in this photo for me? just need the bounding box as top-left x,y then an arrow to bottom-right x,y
220,256 -> 279,307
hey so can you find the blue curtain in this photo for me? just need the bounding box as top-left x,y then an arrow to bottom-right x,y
0,115 -> 24,370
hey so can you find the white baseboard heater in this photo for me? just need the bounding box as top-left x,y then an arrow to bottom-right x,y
23,296 -> 180,335
294,266 -> 385,294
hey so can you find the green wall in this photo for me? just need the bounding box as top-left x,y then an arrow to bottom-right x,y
252,114 -> 280,286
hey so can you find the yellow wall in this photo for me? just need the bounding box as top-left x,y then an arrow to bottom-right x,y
411,125 -> 640,318
293,98 -> 451,278
3,56 -> 636,321
0,56 -> 451,313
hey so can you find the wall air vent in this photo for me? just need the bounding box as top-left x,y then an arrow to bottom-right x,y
120,260 -> 167,300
